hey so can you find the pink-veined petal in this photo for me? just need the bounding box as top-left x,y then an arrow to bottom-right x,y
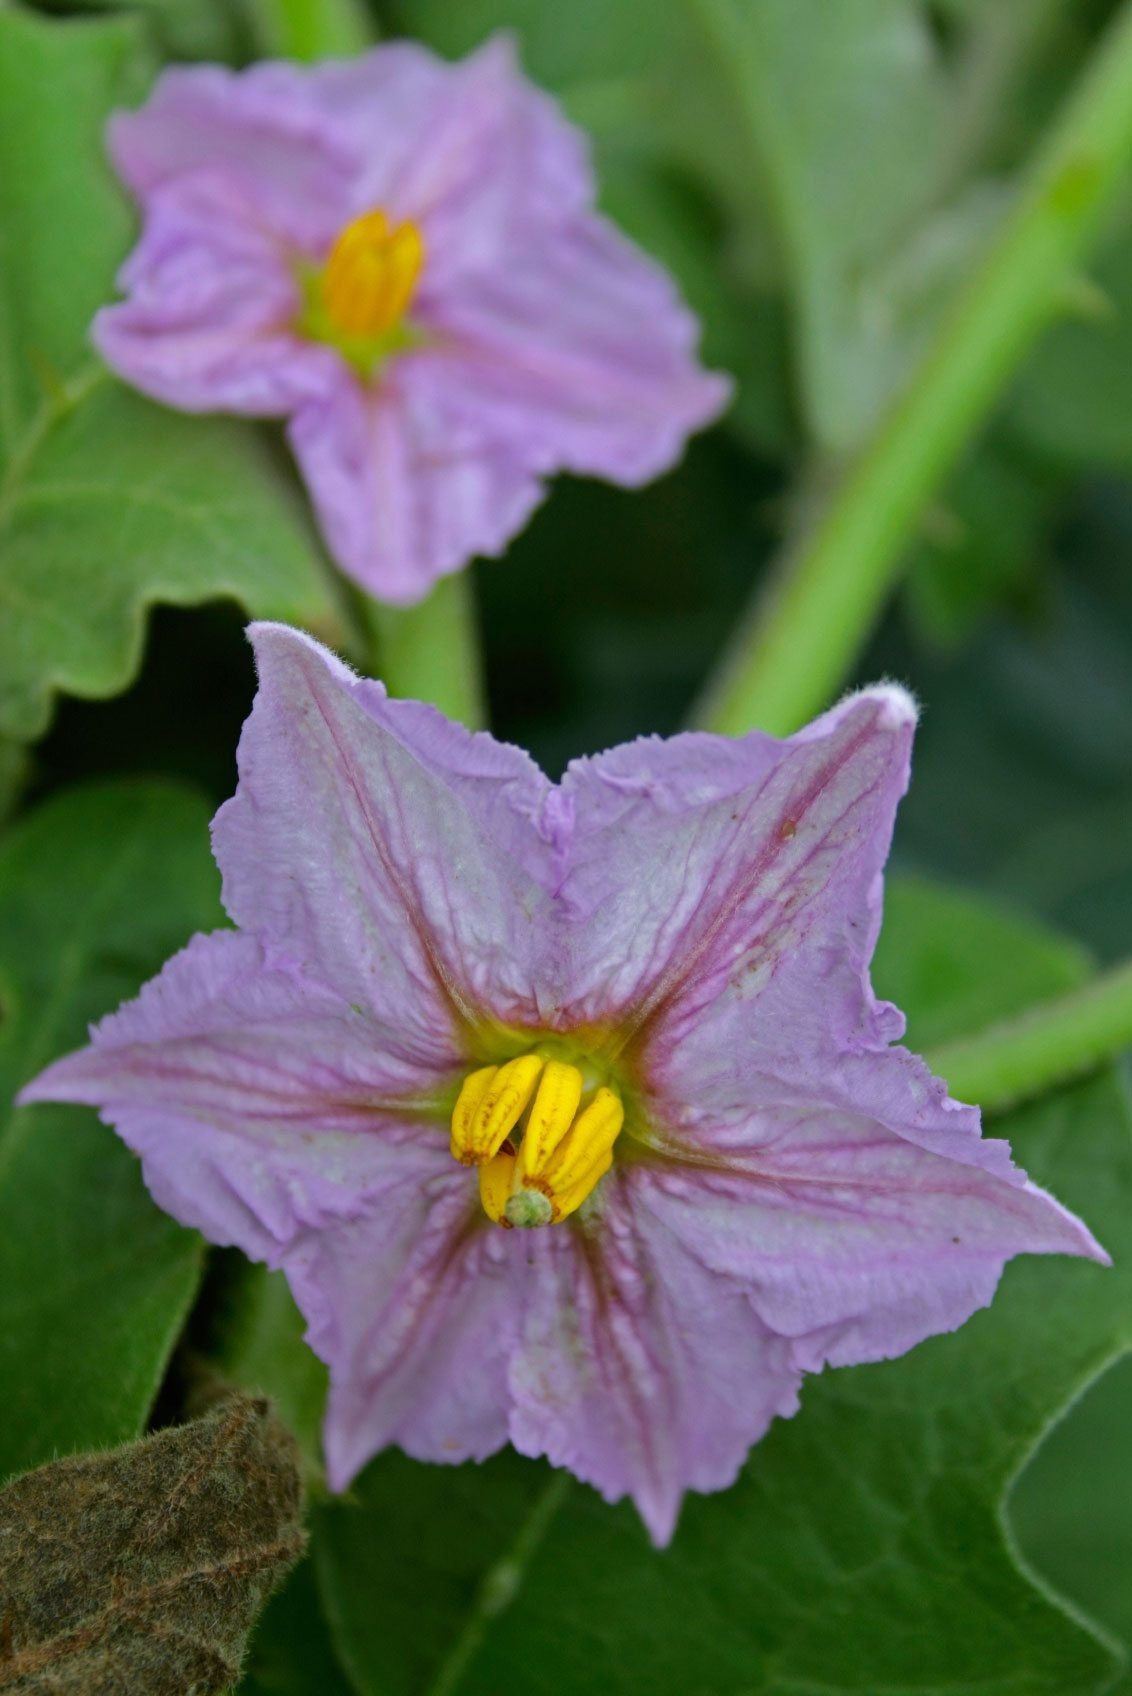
108,61 -> 359,250
212,624 -> 558,1035
550,687 -> 914,1039
420,219 -> 730,485
287,371 -> 548,603
306,1176 -> 517,1486
94,176 -> 341,416
508,1170 -> 801,1545
642,1112 -> 1107,1376
18,929 -> 451,1263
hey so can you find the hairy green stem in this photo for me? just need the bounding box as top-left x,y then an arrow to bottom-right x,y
925,959 -> 1132,1113
361,577 -> 487,729
695,0 -> 1132,737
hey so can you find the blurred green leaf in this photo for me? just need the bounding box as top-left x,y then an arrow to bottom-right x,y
1010,209 -> 1132,468
239,1556 -> 356,1696
903,444 -> 1061,647
0,9 -> 344,744
32,0 -> 243,62
887,479 -> 1132,961
674,0 -> 955,453
0,780 -> 220,1481
303,877 -> 1128,1695
0,10 -> 145,438
209,1259 -> 329,1481
0,377 -> 346,742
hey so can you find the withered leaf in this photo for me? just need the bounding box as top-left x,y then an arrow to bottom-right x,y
0,1394 -> 305,1694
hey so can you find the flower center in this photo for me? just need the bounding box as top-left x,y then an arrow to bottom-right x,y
450,1056 -> 625,1229
320,209 -> 424,338
298,209 -> 425,377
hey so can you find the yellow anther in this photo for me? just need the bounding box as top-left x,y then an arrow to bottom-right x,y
510,1085 -> 625,1227
452,1053 -> 544,1166
518,1086 -> 623,1192
449,1065 -> 498,1164
319,209 -> 424,340
552,1148 -> 615,1223
521,1060 -> 584,1172
478,1142 -> 518,1227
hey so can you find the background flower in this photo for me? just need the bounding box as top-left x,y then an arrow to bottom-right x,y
94,37 -> 729,602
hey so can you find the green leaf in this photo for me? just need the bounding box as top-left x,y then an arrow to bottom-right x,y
0,780 -> 222,1481
0,10 -> 345,744
1009,212 -> 1132,469
31,0 -> 242,75
672,0 -> 958,454
902,446 -> 1061,649
0,378 -> 346,742
0,10 -> 146,444
1011,1351 -> 1132,1694
306,876 -> 1129,1694
239,1556 -> 357,1696
208,1258 -> 329,1482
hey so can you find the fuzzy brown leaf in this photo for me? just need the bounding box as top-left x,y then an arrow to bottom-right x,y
0,1395 -> 305,1694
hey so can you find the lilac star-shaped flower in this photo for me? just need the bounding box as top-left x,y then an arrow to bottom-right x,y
22,625 -> 1105,1543
92,36 -> 729,603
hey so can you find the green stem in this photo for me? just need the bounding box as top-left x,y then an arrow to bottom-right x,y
360,576 -> 487,730
254,0 -> 488,728
695,0 -> 1132,737
250,0 -> 371,57
924,958 -> 1132,1113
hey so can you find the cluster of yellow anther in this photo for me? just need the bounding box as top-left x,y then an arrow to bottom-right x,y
450,1056 -> 624,1229
319,208 -> 425,340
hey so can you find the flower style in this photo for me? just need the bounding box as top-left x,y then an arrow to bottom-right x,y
22,625 -> 1105,1544
93,37 -> 730,604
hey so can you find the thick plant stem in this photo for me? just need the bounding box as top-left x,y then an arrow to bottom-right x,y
925,959 -> 1132,1113
259,0 -> 488,728
695,0 -> 1132,738
362,577 -> 487,730
251,0 -> 371,56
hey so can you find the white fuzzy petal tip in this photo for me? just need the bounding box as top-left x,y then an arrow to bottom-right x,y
844,680 -> 919,730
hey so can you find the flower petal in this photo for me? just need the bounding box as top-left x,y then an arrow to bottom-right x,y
508,1170 -> 801,1545
643,1113 -> 1107,1377
19,929 -> 448,1263
108,61 -> 359,250
306,1177 -> 516,1487
553,686 -> 915,1039
328,37 -> 592,278
94,176 -> 341,416
421,219 -> 731,486
287,371 -> 548,604
212,624 -> 557,1034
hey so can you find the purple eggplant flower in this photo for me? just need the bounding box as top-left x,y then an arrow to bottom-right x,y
92,37 -> 730,603
22,626 -> 1105,1543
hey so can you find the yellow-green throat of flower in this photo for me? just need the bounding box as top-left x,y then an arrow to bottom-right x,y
300,208 -> 426,377
450,1055 -> 625,1229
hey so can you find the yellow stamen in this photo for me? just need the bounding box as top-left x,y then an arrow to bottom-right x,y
451,1053 -> 543,1166
319,209 -> 424,340
449,1065 -> 498,1164
515,1086 -> 625,1223
452,1055 -> 626,1226
521,1059 -> 583,1171
478,1142 -> 518,1227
